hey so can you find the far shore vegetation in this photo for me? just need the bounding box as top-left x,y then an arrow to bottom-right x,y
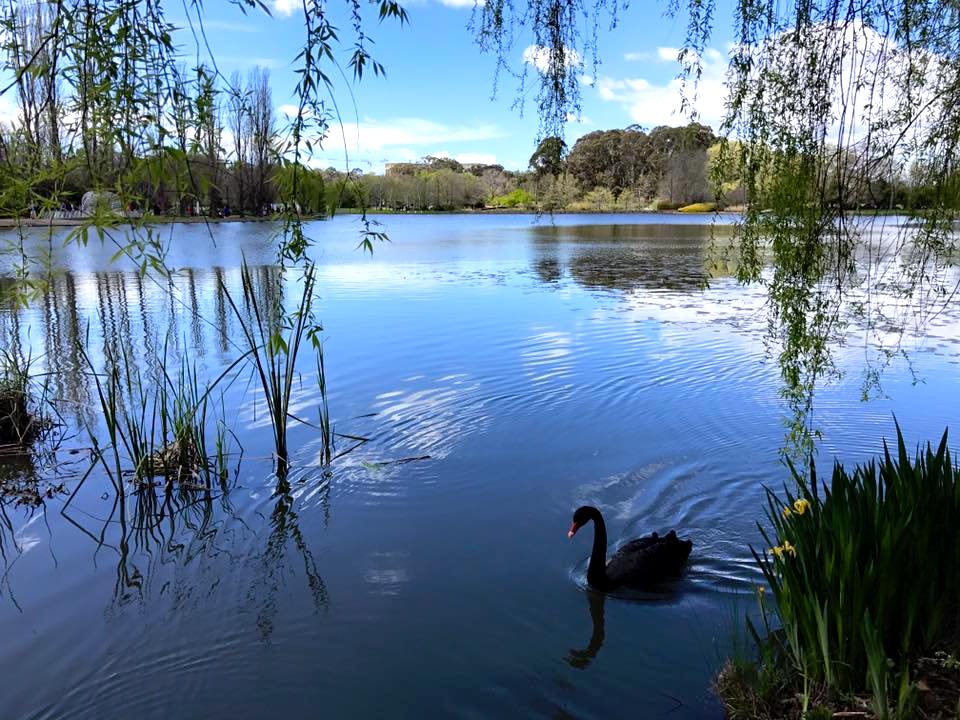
6,103 -> 956,220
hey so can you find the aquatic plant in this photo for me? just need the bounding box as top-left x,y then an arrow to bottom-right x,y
0,348 -> 51,447
221,261 -> 332,475
738,423 -> 960,717
155,353 -> 236,487
79,341 -> 239,490
0,346 -> 71,508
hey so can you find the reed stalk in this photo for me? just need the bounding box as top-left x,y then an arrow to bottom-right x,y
220,260 -> 332,476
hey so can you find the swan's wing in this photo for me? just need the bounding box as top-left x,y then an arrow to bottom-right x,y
615,534 -> 661,555
606,532 -> 693,587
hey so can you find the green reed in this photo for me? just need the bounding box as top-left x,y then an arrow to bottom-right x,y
753,422 -> 960,717
221,261 -> 332,475
80,341 -> 239,490
0,348 -> 49,446
158,356 -> 212,483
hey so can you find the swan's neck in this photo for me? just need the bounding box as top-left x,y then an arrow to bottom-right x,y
586,511 -> 609,588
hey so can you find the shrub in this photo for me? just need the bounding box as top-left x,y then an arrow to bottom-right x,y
490,188 -> 534,208
0,349 -> 49,446
653,198 -> 684,210
677,201 -> 717,212
755,423 -> 960,716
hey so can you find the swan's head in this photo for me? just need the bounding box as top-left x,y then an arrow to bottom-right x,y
568,506 -> 595,538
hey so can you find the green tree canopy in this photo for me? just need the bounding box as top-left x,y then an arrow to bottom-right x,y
528,136 -> 568,178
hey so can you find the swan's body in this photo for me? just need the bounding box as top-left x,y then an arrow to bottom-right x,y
568,505 -> 692,591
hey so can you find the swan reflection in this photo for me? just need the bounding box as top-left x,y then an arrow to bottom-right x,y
565,589 -> 605,670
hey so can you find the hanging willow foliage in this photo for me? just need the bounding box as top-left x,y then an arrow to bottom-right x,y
0,0 -> 406,474
474,0 -> 960,454
0,0 -> 406,281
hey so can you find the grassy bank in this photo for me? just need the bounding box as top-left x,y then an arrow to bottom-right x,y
717,424 -> 960,719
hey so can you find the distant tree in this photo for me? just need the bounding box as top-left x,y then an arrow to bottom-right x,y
226,71 -> 249,213
535,172 -> 577,210
465,163 -> 505,177
423,156 -> 464,174
6,0 -> 62,167
566,128 -> 652,192
477,167 -> 514,202
248,67 -> 275,212
529,136 -> 567,178
707,141 -> 745,206
583,186 -> 614,211
273,162 -> 326,214
194,66 -> 223,212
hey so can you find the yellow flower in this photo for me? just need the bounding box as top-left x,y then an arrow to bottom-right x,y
782,506 -> 793,519
757,585 -> 766,596
782,540 -> 797,557
770,545 -> 784,559
793,498 -> 810,515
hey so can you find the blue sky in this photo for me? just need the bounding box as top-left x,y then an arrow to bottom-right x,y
174,0 -> 738,172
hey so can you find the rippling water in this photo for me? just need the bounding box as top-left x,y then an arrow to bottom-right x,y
1,213 -> 958,719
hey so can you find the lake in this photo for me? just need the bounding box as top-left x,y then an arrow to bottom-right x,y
1,213 -> 958,719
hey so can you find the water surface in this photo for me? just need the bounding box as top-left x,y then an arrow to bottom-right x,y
1,213 -> 958,719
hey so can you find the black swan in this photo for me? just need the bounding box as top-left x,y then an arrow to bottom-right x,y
567,505 -> 692,591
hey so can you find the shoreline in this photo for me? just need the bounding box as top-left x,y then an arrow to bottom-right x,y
0,214 -> 317,228
0,208 -> 735,228
0,206 -> 925,228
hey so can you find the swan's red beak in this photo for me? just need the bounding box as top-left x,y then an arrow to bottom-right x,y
567,522 -> 579,539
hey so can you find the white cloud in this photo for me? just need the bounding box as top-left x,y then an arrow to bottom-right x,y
657,46 -> 680,62
746,21 -> 935,146
306,118 -> 505,171
278,103 -> 314,118
272,0 -> 296,16
325,117 -> 503,150
522,44 -> 582,73
594,47 -> 729,129
623,51 -> 652,62
601,24 -> 941,142
566,112 -> 592,125
716,21 -> 942,147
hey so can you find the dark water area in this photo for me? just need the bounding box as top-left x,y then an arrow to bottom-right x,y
1,213 -> 958,719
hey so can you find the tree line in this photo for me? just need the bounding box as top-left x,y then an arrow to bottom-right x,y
317,125 -> 721,213
1,0 -> 955,219
0,0 -> 337,218
333,122 -> 959,214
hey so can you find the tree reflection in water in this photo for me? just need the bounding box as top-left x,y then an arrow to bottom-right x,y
529,223 -> 735,293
